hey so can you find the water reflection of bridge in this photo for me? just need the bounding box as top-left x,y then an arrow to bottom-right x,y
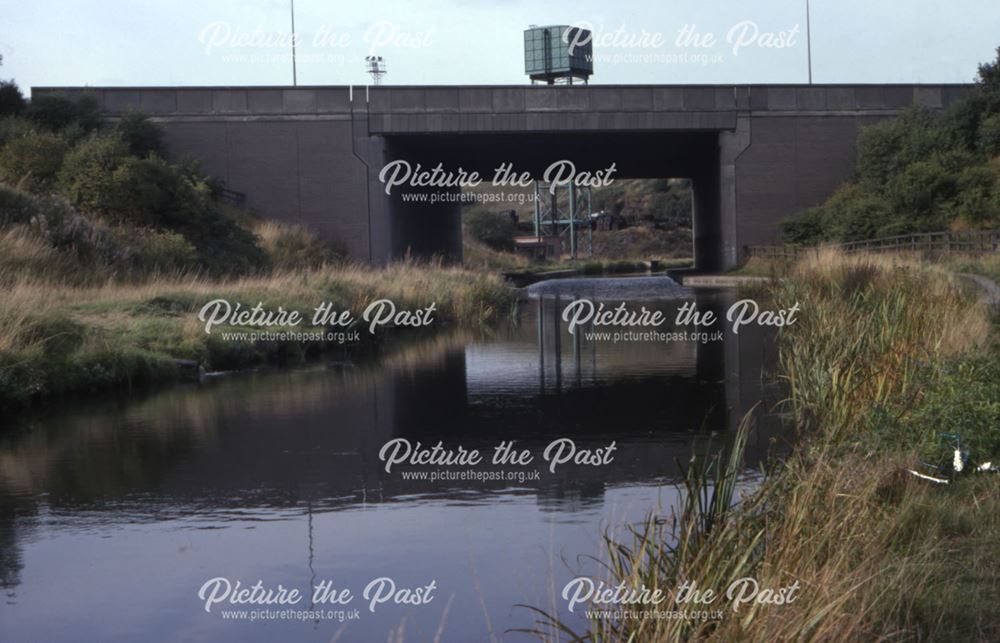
0,290 -> 785,597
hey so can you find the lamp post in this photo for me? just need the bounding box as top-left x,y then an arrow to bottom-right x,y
806,0 -> 813,84
290,0 -> 298,86
366,56 -> 386,85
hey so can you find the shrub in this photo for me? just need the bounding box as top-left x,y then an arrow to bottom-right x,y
107,226 -> 198,274
115,111 -> 163,158
647,190 -> 692,229
58,133 -> 131,212
783,184 -> 897,244
0,130 -> 69,191
950,158 -> 1000,226
58,140 -> 265,274
0,116 -> 34,148
856,106 -> 950,190
782,47 -> 1000,245
0,80 -> 26,116
781,206 -> 827,244
885,157 -> 957,219
0,183 -> 41,226
24,94 -> 102,133
977,112 -> 1000,156
465,209 -> 518,250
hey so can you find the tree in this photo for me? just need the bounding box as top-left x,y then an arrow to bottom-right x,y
465,209 -> 518,250
25,95 -> 102,133
115,111 -> 163,158
58,133 -> 131,212
0,131 -> 69,191
0,80 -> 26,116
977,46 -> 1000,89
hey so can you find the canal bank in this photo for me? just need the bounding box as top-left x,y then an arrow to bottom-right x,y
0,264 -> 515,413
0,281 -> 785,642
544,251 -> 1000,642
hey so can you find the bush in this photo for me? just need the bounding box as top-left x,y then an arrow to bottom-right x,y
0,116 -> 35,148
647,190 -> 692,229
58,133 -> 131,212
465,209 -> 518,250
0,80 -> 26,117
885,157 -> 957,219
0,183 -> 42,226
978,113 -> 1000,156
0,130 -> 69,191
781,206 -> 827,244
907,356 -> 1000,465
116,111 -> 163,158
24,94 -> 101,133
57,136 -> 264,274
856,106 -> 950,190
950,158 -> 1000,226
107,226 -> 198,274
782,47 -> 1000,245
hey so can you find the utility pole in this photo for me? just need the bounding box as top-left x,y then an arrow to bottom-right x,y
806,0 -> 813,84
290,0 -> 298,86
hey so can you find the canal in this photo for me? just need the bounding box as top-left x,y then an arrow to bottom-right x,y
0,280 -> 784,642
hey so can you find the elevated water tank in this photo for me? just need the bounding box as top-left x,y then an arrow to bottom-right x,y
524,25 -> 593,85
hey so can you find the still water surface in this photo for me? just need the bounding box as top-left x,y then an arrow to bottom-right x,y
0,283 -> 783,642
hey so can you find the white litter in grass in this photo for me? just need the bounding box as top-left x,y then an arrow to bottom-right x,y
907,469 -> 950,484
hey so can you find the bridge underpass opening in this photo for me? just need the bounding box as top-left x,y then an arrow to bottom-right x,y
381,131 -> 725,272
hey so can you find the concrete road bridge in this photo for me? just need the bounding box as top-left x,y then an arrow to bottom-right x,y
34,83 -> 970,270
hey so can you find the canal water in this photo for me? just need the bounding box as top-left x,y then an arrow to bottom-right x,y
0,282 -> 784,642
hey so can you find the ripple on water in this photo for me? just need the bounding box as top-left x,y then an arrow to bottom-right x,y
525,276 -> 691,300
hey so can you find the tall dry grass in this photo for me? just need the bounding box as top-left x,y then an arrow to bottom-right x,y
0,255 -> 515,408
530,250 -> 996,642
778,249 -> 990,437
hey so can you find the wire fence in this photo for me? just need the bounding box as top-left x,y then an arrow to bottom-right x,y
747,230 -> 1000,261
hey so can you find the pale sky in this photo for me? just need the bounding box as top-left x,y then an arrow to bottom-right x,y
1,0 -> 998,94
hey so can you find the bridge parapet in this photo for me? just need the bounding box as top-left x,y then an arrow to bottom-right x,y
32,84 -> 969,119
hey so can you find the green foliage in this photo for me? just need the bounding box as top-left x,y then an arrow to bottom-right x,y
465,209 -> 518,249
646,188 -> 692,228
0,183 -> 40,225
0,130 -> 70,191
885,156 -> 957,217
950,158 -> 1000,225
106,226 -> 198,274
856,106 -> 951,191
1,131 -> 262,276
780,205 -> 827,244
57,133 -> 131,212
978,46 -> 1000,91
0,80 -> 26,116
590,178 -> 692,225
115,111 -> 163,158
0,116 -> 35,148
978,112 -> 1000,156
782,184 -> 896,243
783,47 -> 1000,244
25,94 -> 102,133
909,356 -> 1000,465
61,148 -> 265,274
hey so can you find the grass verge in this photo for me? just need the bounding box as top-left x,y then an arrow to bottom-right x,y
528,249 -> 999,642
0,261 -> 516,411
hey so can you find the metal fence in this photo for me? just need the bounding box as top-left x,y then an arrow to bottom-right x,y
747,230 -> 1000,261
215,187 -> 247,207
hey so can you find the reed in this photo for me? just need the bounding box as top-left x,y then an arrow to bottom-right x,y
530,250 -> 998,642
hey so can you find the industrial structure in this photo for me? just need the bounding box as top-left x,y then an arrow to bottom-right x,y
531,182 -> 593,259
524,25 -> 594,85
